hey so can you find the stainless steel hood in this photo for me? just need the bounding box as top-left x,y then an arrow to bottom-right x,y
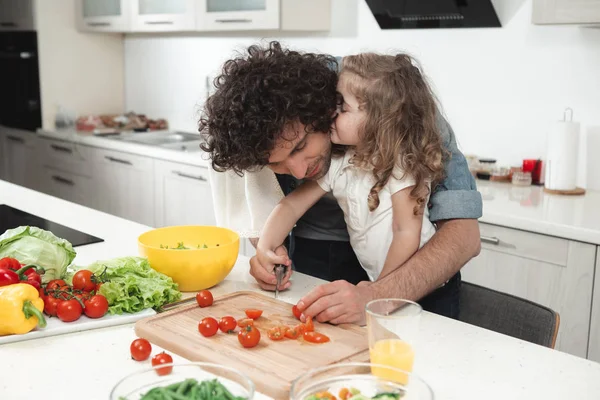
365,0 -> 502,29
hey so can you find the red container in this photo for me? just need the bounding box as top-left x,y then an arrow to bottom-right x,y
522,159 -> 543,185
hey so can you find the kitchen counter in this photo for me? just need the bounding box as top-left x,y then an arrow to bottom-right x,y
478,181 -> 600,245
1,179 -> 600,400
37,128 -> 210,168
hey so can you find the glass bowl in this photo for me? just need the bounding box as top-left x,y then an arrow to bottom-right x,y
111,362 -> 255,399
290,362 -> 434,400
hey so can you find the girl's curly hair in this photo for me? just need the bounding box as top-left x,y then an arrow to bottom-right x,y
199,41 -> 339,175
341,53 -> 446,214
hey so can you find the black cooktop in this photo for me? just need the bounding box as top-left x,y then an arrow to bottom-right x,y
0,205 -> 104,247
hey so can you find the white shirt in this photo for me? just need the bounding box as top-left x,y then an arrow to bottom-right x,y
317,150 -> 436,281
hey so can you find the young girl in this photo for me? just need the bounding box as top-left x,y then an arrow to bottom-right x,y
257,52 -> 445,282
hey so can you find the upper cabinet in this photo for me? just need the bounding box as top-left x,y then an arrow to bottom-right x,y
132,0 -> 196,32
533,0 -> 600,25
76,0 -> 132,32
75,0 -> 331,33
0,0 -> 35,31
197,0 -> 279,31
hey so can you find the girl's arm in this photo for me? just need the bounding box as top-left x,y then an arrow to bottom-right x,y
377,186 -> 423,280
256,180 -> 327,267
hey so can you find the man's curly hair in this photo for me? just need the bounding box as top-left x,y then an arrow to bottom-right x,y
199,41 -> 339,175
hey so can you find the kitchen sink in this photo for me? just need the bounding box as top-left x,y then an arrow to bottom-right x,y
105,131 -> 204,151
159,140 -> 203,152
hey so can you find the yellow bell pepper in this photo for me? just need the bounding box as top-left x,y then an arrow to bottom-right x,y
0,283 -> 47,336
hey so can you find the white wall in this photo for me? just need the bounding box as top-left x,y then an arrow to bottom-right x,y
124,0 -> 600,188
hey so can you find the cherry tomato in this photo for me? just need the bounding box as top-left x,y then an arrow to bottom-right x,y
72,270 -> 96,292
95,282 -> 103,293
198,317 -> 219,337
238,325 -> 261,348
84,294 -> 109,318
305,316 -> 314,332
237,318 -> 254,328
267,326 -> 286,341
339,388 -> 351,400
56,299 -> 83,322
218,316 -> 237,333
130,338 -> 152,361
151,352 -> 173,376
284,324 -> 303,340
292,305 -> 302,320
45,279 -> 66,291
43,295 -> 62,317
196,290 -> 213,307
245,309 -> 263,320
303,331 -> 330,344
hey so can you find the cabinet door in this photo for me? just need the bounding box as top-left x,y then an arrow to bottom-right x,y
93,149 -> 155,226
462,224 -> 595,358
589,249 -> 600,362
3,132 -> 40,189
154,160 -> 216,227
0,0 -> 35,31
39,168 -> 96,209
132,0 -> 196,31
197,0 -> 279,31
76,0 -> 132,32
533,0 -> 600,24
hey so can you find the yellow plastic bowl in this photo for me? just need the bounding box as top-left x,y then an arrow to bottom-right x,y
138,225 -> 240,292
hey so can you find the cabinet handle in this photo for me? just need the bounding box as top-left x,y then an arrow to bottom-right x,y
481,236 -> 500,245
86,22 -> 111,27
173,171 -> 207,182
50,144 -> 73,154
215,19 -> 252,23
105,156 -> 133,166
145,21 -> 175,25
6,135 -> 25,144
0,22 -> 17,27
52,175 -> 74,186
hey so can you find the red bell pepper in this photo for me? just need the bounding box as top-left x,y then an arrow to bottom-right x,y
0,264 -> 45,289
0,268 -> 20,287
0,257 -> 22,271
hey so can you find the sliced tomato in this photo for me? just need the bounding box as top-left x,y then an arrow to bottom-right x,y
305,316 -> 314,332
292,305 -> 302,320
244,309 -> 263,320
303,331 -> 330,344
267,326 -> 286,341
284,324 -> 303,340
237,318 -> 254,328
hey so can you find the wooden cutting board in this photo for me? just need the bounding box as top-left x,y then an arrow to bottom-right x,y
135,291 -> 369,398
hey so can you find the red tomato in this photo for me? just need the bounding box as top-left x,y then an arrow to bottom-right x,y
237,318 -> 254,328
130,338 -> 152,361
95,282 -> 103,293
72,270 -> 96,292
267,326 -> 286,341
303,331 -> 330,344
218,316 -> 237,333
198,317 -> 219,337
305,316 -> 315,332
196,290 -> 213,307
43,295 -> 62,317
238,325 -> 261,348
84,294 -> 109,318
45,279 -> 66,291
56,299 -> 83,322
244,309 -> 263,320
284,324 -> 303,340
151,352 -> 173,376
292,305 -> 302,320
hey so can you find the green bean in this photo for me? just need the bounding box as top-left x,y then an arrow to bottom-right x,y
158,387 -> 174,400
175,378 -> 194,395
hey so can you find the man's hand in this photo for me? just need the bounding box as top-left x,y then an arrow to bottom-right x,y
249,245 -> 293,291
296,280 -> 374,326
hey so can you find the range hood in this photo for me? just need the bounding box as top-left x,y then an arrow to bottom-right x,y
365,0 -> 502,29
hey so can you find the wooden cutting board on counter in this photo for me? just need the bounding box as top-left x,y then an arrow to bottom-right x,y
135,291 -> 369,398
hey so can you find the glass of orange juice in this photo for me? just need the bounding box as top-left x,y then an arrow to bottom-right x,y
366,299 -> 422,384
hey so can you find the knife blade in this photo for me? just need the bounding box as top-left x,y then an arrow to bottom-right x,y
274,264 -> 286,299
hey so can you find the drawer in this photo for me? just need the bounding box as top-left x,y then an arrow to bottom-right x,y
479,222 -> 569,267
37,138 -> 94,176
93,148 -> 154,170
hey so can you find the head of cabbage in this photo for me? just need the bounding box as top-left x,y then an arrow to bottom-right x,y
0,226 -> 76,283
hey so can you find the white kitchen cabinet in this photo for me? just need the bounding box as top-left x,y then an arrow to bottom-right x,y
92,148 -> 155,226
196,0 -> 279,31
154,159 -> 215,227
462,223 -> 596,358
0,0 -> 35,31
131,0 -> 196,32
2,131 -> 41,190
75,0 -> 132,32
38,167 -> 96,209
533,0 -> 600,25
588,249 -> 600,362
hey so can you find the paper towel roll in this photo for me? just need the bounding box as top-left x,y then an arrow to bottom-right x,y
545,120 -> 580,191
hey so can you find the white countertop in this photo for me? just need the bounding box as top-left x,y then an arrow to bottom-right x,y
478,181 -> 600,245
1,179 -> 600,400
37,128 -> 211,168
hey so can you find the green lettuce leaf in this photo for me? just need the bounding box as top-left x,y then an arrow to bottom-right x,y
65,256 -> 181,314
0,226 -> 76,283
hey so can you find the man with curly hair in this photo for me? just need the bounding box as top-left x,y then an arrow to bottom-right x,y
200,41 -> 482,325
